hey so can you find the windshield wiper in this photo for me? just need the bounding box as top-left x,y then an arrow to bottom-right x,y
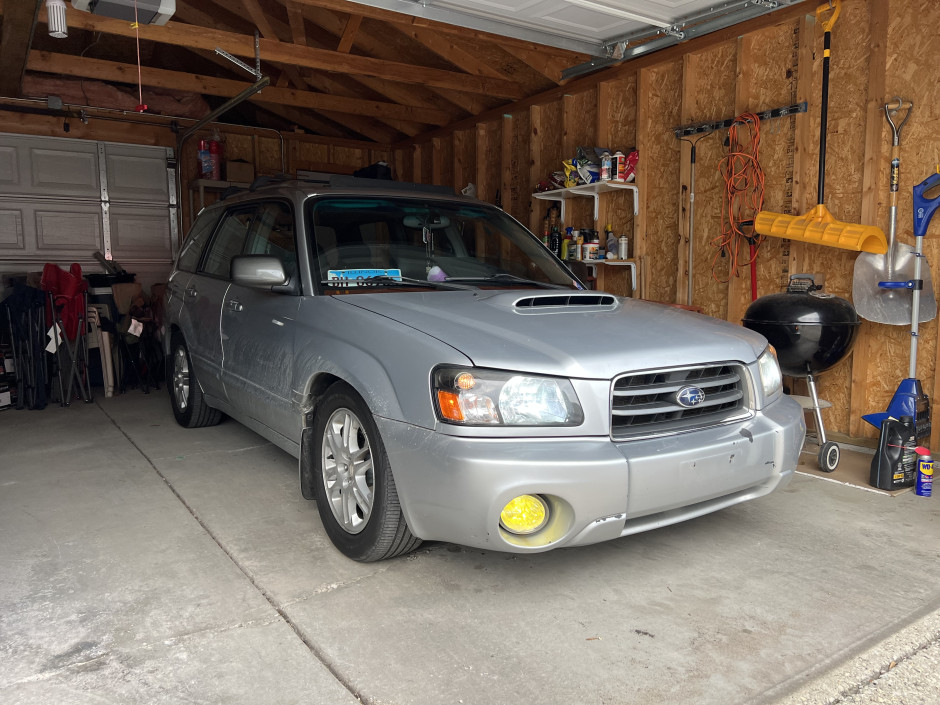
320,276 -> 474,291
444,273 -> 569,289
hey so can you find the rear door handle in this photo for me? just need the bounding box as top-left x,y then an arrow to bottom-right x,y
227,299 -> 243,312
185,286 -> 197,299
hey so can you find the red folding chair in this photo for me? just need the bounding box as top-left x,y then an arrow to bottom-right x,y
41,263 -> 92,405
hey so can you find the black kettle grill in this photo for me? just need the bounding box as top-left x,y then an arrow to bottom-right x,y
742,274 -> 860,471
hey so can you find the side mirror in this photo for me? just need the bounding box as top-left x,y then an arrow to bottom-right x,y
231,255 -> 288,289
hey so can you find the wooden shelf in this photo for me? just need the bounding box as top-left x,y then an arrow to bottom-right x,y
532,181 -> 638,222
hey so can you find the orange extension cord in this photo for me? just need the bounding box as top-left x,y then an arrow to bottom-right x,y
712,113 -> 765,297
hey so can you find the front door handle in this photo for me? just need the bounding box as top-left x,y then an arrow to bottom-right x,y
227,299 -> 243,312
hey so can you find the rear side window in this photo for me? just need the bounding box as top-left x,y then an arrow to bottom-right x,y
176,211 -> 219,273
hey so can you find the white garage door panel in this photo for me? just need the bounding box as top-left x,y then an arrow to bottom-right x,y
105,144 -> 170,204
109,205 -> 172,261
0,135 -> 101,199
31,147 -> 101,199
0,209 -> 24,252
35,205 -> 103,254
0,146 -> 18,184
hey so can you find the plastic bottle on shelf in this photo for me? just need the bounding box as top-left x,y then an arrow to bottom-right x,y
600,152 -> 612,181
605,224 -> 617,258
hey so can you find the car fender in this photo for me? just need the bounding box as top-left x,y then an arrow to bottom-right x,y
293,296 -> 470,429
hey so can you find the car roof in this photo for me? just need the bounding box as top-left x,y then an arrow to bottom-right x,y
212,175 -> 471,208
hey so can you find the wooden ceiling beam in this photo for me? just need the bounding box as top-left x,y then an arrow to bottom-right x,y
500,45 -> 570,84
0,0 -> 41,98
40,5 -> 525,99
27,50 -> 451,125
290,0 -> 591,60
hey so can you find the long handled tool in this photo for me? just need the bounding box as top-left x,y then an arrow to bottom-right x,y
754,1 -> 887,255
853,99 -> 936,324
862,169 -> 940,442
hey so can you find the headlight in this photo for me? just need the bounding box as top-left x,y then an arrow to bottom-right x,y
757,346 -> 783,400
433,366 -> 584,426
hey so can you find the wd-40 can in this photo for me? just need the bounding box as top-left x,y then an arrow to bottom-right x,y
916,448 -> 933,497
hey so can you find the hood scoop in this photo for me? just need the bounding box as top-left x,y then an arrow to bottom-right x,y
513,293 -> 618,311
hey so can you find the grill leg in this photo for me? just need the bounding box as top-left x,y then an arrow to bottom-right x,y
805,373 -> 827,446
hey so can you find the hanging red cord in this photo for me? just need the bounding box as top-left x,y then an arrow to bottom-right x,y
712,113 -> 765,299
133,1 -> 147,112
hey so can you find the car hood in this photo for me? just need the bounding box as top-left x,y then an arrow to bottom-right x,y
335,290 -> 768,379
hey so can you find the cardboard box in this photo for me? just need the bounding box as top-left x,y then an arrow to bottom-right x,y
226,160 -> 255,183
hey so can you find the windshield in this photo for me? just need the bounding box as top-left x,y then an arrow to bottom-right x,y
306,196 -> 581,292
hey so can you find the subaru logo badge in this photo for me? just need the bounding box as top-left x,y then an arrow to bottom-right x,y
676,386 -> 706,408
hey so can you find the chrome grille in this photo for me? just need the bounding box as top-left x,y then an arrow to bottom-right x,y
611,363 -> 749,439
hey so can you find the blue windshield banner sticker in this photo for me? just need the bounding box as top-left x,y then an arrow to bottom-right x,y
327,269 -> 402,286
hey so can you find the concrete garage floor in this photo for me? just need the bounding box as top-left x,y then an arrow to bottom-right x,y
2,392 -> 939,705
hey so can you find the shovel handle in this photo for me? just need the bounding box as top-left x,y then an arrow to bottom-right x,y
885,97 -> 913,146
816,0 -> 841,32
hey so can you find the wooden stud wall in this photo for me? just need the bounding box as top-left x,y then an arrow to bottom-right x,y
391,0 -> 940,447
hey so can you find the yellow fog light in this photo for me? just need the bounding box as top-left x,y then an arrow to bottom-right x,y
500,495 -> 549,535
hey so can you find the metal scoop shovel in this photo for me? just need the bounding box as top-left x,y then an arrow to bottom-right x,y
853,98 -> 936,324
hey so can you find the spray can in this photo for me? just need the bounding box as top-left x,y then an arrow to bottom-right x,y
915,447 -> 933,497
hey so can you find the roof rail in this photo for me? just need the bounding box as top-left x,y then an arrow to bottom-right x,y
328,175 -> 455,196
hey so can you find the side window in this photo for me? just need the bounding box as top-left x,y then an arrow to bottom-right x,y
201,208 -> 253,279
176,210 -> 219,273
244,202 -> 296,270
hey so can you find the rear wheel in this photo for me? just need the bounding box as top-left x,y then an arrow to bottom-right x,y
312,382 -> 420,561
167,335 -> 222,428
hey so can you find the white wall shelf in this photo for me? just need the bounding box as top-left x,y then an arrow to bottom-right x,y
532,181 -> 638,223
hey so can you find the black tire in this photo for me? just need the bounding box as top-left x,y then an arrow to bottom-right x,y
167,334 -> 222,428
818,441 -> 840,473
312,382 -> 421,561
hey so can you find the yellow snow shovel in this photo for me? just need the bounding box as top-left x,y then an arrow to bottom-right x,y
754,0 -> 887,255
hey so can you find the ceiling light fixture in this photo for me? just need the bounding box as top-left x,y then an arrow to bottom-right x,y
46,0 -> 68,38
564,0 -> 670,28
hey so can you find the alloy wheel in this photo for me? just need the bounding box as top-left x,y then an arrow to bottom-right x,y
321,407 -> 374,534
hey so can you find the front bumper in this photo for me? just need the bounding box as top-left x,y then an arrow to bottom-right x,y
378,394 -> 805,553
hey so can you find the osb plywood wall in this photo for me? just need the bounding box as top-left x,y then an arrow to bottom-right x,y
393,0 -> 940,446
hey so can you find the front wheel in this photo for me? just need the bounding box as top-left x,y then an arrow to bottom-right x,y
312,383 -> 420,561
167,335 -> 222,428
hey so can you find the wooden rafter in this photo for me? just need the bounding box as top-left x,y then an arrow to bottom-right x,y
41,6 -> 526,99
286,1 -> 308,45
394,24 -> 508,79
336,14 -> 362,53
295,6 -> 491,116
0,0 -> 41,98
27,51 -> 451,126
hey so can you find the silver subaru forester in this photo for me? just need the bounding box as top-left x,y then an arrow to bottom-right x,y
164,177 -> 805,561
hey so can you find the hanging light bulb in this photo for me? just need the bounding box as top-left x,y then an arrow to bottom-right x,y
46,0 -> 68,38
